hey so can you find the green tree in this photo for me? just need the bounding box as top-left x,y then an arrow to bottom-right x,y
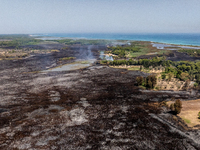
194,82 -> 198,87
140,65 -> 142,71
174,99 -> 182,115
180,72 -> 189,81
198,111 -> 200,119
161,73 -> 166,80
145,75 -> 157,89
147,80 -> 153,89
168,73 -> 173,81
136,76 -> 143,86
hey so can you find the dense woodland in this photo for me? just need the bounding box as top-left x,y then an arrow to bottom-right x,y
102,57 -> 200,86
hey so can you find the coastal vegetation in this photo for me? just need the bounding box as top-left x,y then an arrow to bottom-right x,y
0,35 -> 42,49
53,39 -> 110,45
106,41 -> 172,58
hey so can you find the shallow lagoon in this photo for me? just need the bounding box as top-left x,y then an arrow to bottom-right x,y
151,43 -> 200,50
152,43 -> 200,50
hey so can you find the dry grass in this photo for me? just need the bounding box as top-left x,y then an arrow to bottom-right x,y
178,99 -> 200,128
156,73 -> 186,91
51,49 -> 60,52
110,65 -> 146,72
168,99 -> 200,128
110,65 -> 140,70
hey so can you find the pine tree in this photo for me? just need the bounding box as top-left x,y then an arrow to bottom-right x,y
136,76 -> 143,86
174,99 -> 182,115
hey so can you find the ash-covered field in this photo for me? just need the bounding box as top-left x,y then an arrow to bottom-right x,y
1,44 -> 200,150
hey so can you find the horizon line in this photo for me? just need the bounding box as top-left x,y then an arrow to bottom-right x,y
1,32 -> 200,35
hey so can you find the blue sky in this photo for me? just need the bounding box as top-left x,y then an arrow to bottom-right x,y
0,0 -> 200,34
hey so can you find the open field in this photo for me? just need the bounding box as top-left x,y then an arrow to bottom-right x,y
125,42 -> 162,58
179,100 -> 200,128
110,65 -> 140,70
114,41 -> 184,58
167,99 -> 200,128
128,47 -> 172,58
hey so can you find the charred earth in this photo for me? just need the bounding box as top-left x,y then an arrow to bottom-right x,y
0,44 -> 200,149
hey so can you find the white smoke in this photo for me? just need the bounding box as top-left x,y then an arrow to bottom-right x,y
86,45 -> 94,60
78,45 -> 95,60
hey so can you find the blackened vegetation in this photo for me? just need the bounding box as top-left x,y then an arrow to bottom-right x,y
0,44 -> 105,73
178,49 -> 200,57
138,50 -> 200,62
0,45 -> 200,149
0,83 -> 192,149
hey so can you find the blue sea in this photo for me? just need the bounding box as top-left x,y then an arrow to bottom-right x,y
34,33 -> 200,46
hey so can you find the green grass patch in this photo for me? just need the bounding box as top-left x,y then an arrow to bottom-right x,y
141,68 -> 150,73
128,66 -> 140,71
157,50 -> 171,55
128,49 -> 148,57
127,47 -> 157,58
51,50 -> 60,52
59,57 -> 75,61
183,118 -> 191,124
138,85 -> 146,90
100,60 -> 109,65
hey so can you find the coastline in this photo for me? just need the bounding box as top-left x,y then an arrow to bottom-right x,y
34,35 -> 200,50
32,33 -> 200,47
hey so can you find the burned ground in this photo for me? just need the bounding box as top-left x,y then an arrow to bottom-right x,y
0,45 -> 105,73
138,50 -> 200,62
167,51 -> 200,61
1,46 -> 200,149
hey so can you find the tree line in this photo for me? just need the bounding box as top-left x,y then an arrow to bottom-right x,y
136,75 -> 157,89
104,57 -> 172,67
102,57 -> 200,85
